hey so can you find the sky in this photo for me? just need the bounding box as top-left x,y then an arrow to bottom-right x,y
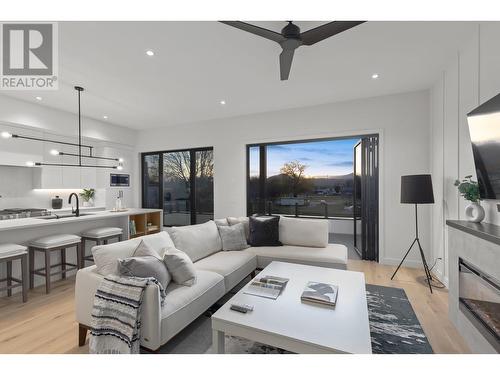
250,138 -> 360,178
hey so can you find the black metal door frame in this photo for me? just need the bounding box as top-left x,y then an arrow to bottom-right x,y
353,136 -> 379,262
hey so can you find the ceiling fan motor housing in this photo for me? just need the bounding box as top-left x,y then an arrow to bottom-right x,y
281,22 -> 301,39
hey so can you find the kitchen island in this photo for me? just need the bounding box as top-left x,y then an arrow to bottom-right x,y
0,208 -> 163,294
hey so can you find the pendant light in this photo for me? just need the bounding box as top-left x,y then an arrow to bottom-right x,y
2,86 -> 122,169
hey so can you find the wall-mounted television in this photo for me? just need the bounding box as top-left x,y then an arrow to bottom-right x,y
467,92 -> 500,199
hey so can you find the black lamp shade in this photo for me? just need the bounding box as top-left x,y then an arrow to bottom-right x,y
401,174 -> 434,204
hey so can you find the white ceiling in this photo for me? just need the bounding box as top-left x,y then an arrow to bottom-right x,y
1,21 -> 477,130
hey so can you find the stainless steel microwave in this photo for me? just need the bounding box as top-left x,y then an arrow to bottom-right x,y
110,173 -> 130,187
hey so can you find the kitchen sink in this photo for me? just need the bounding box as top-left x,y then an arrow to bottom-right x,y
35,212 -> 96,220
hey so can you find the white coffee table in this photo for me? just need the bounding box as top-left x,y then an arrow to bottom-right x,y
211,261 -> 372,354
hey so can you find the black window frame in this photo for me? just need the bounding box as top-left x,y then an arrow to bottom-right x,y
141,146 -> 214,226
246,135 -> 377,219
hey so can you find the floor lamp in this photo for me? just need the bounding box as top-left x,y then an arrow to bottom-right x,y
391,174 -> 435,293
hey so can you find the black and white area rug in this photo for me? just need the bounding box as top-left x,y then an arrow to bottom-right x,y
153,284 -> 433,354
365,284 -> 432,354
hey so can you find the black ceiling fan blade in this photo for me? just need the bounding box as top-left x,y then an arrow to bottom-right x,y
220,21 -> 286,43
279,48 -> 295,81
300,21 -> 365,46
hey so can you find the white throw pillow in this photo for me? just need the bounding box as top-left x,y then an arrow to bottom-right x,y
214,218 -> 229,226
279,216 -> 329,248
227,216 -> 250,241
163,248 -> 197,286
168,221 -> 222,262
92,231 -> 175,276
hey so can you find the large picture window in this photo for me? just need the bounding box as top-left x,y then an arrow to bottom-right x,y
142,147 -> 214,226
247,138 -> 360,218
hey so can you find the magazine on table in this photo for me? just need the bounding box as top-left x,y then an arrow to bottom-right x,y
300,281 -> 338,308
244,275 -> 290,300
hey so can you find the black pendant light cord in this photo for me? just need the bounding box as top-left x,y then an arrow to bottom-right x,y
75,86 -> 83,167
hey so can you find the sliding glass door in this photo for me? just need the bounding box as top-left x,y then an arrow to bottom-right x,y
143,154 -> 160,208
163,150 -> 192,226
142,147 -> 214,226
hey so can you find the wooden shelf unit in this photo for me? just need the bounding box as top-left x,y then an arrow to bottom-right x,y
129,211 -> 161,238
146,211 -> 161,234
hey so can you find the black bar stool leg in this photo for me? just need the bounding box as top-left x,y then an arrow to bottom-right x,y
6,260 -> 12,297
21,253 -> 28,303
61,249 -> 66,279
29,248 -> 35,289
45,250 -> 51,294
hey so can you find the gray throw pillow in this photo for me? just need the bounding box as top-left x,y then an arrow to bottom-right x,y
118,241 -> 171,289
163,248 -> 197,286
218,223 -> 250,251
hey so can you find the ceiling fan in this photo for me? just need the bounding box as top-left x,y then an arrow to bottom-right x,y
220,21 -> 365,80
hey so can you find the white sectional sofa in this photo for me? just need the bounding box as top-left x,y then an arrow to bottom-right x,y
75,216 -> 347,351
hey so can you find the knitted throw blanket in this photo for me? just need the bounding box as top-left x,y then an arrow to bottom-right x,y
89,275 -> 166,354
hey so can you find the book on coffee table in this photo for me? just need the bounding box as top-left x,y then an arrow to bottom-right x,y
244,275 -> 290,300
300,281 -> 338,308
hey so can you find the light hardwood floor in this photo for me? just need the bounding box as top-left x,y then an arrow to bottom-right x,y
0,260 -> 471,354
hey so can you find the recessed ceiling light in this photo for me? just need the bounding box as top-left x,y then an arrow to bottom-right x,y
103,115 -> 108,119
372,73 -> 379,79
118,158 -> 124,163
35,96 -> 42,101
50,149 -> 59,156
25,161 -> 35,167
146,50 -> 155,56
220,100 -> 226,105
1,131 -> 12,138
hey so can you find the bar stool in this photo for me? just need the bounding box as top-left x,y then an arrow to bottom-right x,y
80,227 -> 123,268
0,244 -> 28,302
28,234 -> 82,294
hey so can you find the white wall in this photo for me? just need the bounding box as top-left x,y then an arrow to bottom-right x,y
137,90 -> 431,266
0,95 -> 138,209
429,22 -> 500,286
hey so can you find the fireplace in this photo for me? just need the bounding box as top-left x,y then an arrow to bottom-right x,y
458,258 -> 500,352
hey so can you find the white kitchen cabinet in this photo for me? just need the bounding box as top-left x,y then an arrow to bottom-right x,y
33,166 -> 63,189
62,166 -> 81,189
80,166 -> 97,188
33,165 -> 97,189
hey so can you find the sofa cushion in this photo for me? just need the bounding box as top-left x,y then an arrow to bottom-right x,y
168,221 -> 222,262
248,216 -> 282,247
160,270 -> 225,343
163,248 -> 197,286
247,244 -> 347,269
279,216 -> 329,248
92,231 -> 175,276
227,216 -> 250,240
194,250 -> 257,291
218,223 -> 250,251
